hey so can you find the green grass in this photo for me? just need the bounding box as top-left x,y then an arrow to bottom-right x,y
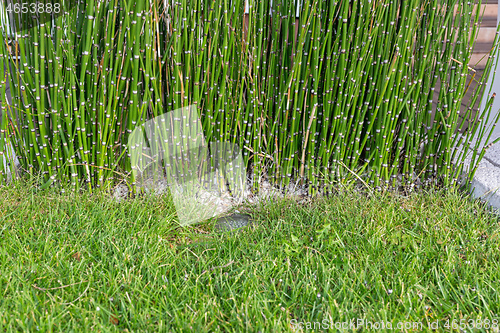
0,181 -> 500,332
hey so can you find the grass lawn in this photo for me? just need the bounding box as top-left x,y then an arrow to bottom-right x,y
0,182 -> 499,332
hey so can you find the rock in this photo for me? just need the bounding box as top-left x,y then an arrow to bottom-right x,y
112,184 -> 129,202
214,213 -> 252,232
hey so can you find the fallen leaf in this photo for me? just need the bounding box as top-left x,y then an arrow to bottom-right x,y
110,315 -> 119,325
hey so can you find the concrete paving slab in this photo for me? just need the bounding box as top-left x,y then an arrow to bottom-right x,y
469,158 -> 500,210
460,5 -> 500,211
484,141 -> 500,163
466,124 -> 500,211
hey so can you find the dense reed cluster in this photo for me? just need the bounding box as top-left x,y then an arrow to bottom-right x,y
0,0 -> 499,194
